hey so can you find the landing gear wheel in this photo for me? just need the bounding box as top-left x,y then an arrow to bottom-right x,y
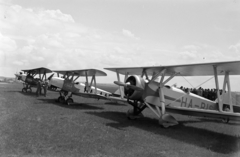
58,96 -> 65,104
22,88 -> 27,93
159,118 -> 170,128
66,98 -> 74,105
27,88 -> 32,93
159,114 -> 179,128
127,109 -> 136,120
222,118 -> 230,123
126,109 -> 143,120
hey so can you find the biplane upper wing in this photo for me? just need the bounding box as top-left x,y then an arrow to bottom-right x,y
22,67 -> 52,74
54,69 -> 107,76
105,60 -> 240,76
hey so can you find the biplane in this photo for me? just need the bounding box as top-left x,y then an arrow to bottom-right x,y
105,61 -> 240,128
48,69 -> 114,105
16,67 -> 52,93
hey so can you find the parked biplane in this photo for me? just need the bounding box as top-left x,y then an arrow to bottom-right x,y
16,67 -> 52,93
48,69 -> 114,105
105,61 -> 240,128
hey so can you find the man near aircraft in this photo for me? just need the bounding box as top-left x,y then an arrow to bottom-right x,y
36,80 -> 41,97
43,79 -> 48,97
84,82 -> 88,93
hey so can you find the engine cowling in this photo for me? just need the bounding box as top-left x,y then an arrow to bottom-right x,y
124,75 -> 145,100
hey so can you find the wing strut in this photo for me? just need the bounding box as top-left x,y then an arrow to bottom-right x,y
157,71 -> 179,127
74,76 -> 80,82
222,71 -> 233,112
85,71 -> 89,92
151,69 -> 166,82
116,71 -> 124,98
93,75 -> 97,94
39,69 -> 41,80
88,75 -> 95,93
213,66 -> 223,112
141,69 -> 149,80
41,71 -> 46,80
158,69 -> 167,115
124,72 -> 129,82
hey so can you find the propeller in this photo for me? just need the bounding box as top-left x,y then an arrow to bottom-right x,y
14,72 -> 22,81
114,81 -> 143,91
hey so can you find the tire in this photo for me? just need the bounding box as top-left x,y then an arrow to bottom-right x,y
66,98 -> 74,105
22,88 -> 27,93
126,109 -> 137,120
222,118 -> 230,123
58,96 -> 65,104
27,88 -> 32,93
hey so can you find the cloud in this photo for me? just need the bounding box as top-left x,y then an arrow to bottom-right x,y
122,29 -> 139,40
0,0 -> 239,86
0,32 -> 17,52
175,44 -> 240,64
229,42 -> 240,53
39,9 -> 75,23
183,45 -> 200,51
12,60 -> 24,66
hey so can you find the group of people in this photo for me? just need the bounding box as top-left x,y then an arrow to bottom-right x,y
36,79 -> 49,97
179,86 -> 223,101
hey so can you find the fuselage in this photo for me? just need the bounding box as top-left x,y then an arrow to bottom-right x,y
16,73 -> 40,86
144,81 -> 218,111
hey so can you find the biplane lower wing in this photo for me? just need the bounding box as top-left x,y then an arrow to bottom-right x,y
166,106 -> 240,122
73,92 -> 109,100
105,60 -> 240,127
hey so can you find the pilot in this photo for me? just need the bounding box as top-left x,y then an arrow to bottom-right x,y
84,82 -> 88,93
36,80 -> 41,97
43,79 -> 49,97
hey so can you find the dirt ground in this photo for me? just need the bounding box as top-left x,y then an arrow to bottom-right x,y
0,82 -> 240,157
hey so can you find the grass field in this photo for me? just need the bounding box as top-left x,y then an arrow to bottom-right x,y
0,82 -> 240,157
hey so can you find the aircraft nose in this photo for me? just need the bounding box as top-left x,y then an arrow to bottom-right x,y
49,77 -> 64,89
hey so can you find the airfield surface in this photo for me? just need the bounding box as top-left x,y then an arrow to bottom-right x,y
0,83 -> 240,157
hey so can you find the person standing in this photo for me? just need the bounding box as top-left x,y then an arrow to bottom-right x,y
43,80 -> 49,97
36,80 -> 41,97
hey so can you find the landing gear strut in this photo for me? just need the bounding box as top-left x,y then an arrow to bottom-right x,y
127,100 -> 146,120
22,85 -> 32,93
57,96 -> 65,103
56,90 -> 74,105
66,93 -> 74,105
22,88 -> 27,93
222,118 -> 230,123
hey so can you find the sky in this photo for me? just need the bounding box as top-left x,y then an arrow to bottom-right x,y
0,0 -> 240,90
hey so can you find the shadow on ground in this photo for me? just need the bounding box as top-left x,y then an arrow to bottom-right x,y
38,98 -> 104,110
5,90 -> 23,93
104,101 -> 127,106
186,117 -> 240,126
18,91 -> 41,97
86,111 -> 240,154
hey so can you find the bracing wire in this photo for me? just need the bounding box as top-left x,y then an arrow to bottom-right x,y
166,75 -> 215,106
